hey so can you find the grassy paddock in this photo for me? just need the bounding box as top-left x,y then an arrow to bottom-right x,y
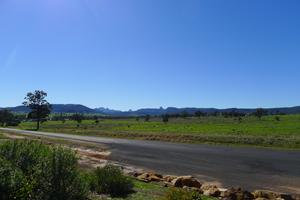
15,115 -> 300,149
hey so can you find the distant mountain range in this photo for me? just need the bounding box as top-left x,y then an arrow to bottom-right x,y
1,104 -> 300,116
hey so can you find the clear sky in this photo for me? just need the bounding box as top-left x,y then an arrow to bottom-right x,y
0,0 -> 299,110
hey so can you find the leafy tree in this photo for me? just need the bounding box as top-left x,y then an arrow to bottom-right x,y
93,116 -> 99,124
71,113 -> 84,126
181,111 -> 189,118
23,90 -> 51,130
194,110 -> 204,118
162,114 -> 169,123
254,108 -> 267,120
144,115 -> 150,122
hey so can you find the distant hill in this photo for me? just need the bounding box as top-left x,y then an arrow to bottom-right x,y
5,104 -> 97,114
2,104 -> 300,116
92,106 -> 300,116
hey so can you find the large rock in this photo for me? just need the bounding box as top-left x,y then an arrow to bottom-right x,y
201,184 -> 221,197
148,175 -> 162,182
163,175 -> 178,183
171,176 -> 202,188
220,187 -> 254,200
252,190 -> 292,200
137,172 -> 163,182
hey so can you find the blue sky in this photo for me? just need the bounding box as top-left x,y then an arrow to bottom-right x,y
0,0 -> 299,110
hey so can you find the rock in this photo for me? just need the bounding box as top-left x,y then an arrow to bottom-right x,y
201,184 -> 220,197
171,176 -> 202,188
137,173 -> 150,180
137,172 -> 163,182
252,190 -> 292,200
220,187 -> 254,200
163,175 -> 178,182
148,175 -> 162,182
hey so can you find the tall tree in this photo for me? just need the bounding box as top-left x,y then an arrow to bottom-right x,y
23,90 -> 51,130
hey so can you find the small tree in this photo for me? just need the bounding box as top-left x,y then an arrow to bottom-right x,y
71,113 -> 84,126
23,90 -> 51,130
194,110 -> 204,118
181,111 -> 189,118
162,114 -> 169,123
144,115 -> 150,122
254,108 -> 267,120
93,116 -> 99,124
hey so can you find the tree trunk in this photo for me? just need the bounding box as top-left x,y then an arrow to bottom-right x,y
36,120 -> 40,131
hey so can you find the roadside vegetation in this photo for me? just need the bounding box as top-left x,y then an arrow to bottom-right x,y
0,138 -> 214,200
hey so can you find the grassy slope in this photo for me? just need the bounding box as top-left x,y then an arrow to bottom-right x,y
16,115 -> 300,149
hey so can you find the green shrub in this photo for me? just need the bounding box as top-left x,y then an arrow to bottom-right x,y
0,140 -> 89,200
0,140 -> 51,175
90,165 -> 133,197
0,157 -> 26,200
163,188 -> 202,200
43,147 -> 89,200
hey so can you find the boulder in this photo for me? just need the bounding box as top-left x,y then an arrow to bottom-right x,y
137,172 -> 163,182
171,176 -> 202,188
220,187 -> 254,200
201,184 -> 220,197
163,175 -> 178,182
252,190 -> 292,200
148,175 -> 162,182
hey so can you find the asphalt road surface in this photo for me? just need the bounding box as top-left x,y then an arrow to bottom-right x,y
1,128 -> 300,194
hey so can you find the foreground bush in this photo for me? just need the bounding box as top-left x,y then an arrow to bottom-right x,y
0,140 -> 88,200
0,157 -> 25,200
90,165 -> 133,197
42,147 -> 89,200
163,188 -> 202,200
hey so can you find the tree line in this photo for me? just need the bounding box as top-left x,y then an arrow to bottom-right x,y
0,90 -> 285,130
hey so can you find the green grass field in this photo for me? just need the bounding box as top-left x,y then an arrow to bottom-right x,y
16,114 -> 300,149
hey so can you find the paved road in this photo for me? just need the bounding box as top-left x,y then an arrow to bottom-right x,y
1,128 -> 300,194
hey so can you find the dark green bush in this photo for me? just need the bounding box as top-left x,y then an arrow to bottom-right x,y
0,157 -> 26,200
0,140 -> 89,200
163,188 -> 202,200
90,165 -> 133,197
0,140 -> 51,175
43,147 -> 89,200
